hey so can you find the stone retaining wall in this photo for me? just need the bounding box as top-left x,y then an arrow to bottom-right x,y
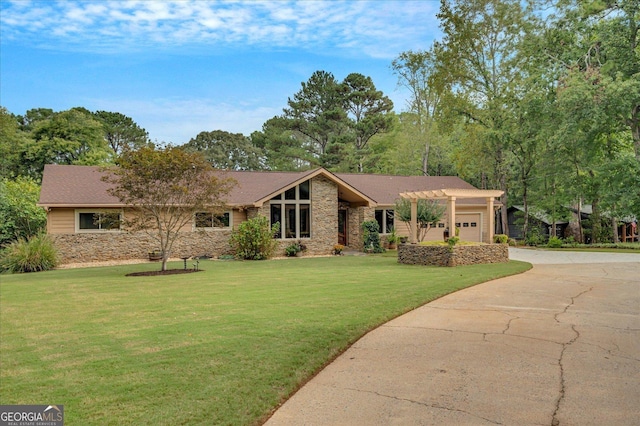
398,243 -> 509,267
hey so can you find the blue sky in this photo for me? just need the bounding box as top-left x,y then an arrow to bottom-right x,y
1,0 -> 442,144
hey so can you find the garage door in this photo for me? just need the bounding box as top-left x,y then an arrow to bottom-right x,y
456,214 -> 481,242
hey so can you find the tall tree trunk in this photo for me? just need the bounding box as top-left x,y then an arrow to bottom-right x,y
628,105 -> 640,160
422,139 -> 430,176
577,198 -> 584,244
523,189 -> 529,240
500,173 -> 509,238
591,198 -> 600,243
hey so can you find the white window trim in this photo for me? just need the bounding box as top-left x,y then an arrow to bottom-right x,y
193,210 -> 233,230
75,209 -> 123,233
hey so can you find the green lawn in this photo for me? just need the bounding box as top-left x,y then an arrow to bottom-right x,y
1,255 -> 530,425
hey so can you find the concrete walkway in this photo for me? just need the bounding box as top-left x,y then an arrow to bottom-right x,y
265,249 -> 640,425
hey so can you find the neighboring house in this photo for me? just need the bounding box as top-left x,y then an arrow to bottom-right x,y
38,165 -> 501,264
506,206 -> 569,240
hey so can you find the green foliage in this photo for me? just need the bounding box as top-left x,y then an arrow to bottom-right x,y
284,241 -> 307,257
93,111 -> 149,155
24,108 -> 113,179
0,107 -> 31,179
0,177 -> 47,246
394,198 -> 446,241
0,234 -> 58,273
341,72 -> 395,171
525,227 -> 546,246
547,236 -> 563,248
447,236 -> 460,248
362,220 -> 385,253
230,216 -> 280,260
386,227 -> 400,245
251,117 -> 314,171
183,130 -> 265,170
493,234 -> 508,244
284,245 -> 299,257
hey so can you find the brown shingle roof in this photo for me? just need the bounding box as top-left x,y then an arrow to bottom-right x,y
39,165 -> 122,207
38,165 -> 488,208
335,173 -> 484,205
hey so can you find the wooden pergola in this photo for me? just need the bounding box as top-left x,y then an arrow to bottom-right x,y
399,189 -> 504,244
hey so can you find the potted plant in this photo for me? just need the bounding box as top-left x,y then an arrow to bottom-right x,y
148,250 -> 162,261
386,227 -> 399,250
333,244 -> 344,255
285,240 -> 308,257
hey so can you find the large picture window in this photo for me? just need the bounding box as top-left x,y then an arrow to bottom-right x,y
76,210 -> 122,232
375,209 -> 394,234
270,180 -> 311,239
194,211 -> 231,229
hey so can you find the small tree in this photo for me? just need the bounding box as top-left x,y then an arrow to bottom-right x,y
0,177 -> 47,247
103,145 -> 235,271
394,198 -> 446,242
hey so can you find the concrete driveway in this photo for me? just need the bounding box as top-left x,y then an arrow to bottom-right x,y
265,249 -> 640,425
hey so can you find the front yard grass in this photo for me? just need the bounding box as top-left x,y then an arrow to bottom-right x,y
1,256 -> 530,425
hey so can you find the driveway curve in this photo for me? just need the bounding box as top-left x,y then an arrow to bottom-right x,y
265,249 -> 640,425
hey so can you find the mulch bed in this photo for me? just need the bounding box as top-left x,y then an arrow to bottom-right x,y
126,269 -> 203,277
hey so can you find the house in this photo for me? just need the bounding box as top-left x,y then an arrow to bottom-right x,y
38,165 -> 502,264
506,206 -> 569,241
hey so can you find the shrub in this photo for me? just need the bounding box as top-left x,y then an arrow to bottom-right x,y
230,216 -> 280,260
0,234 -> 58,273
362,220 -> 385,253
493,234 -> 508,244
547,236 -> 563,248
508,238 -> 518,247
447,236 -> 460,248
525,227 -> 546,246
284,241 -> 307,257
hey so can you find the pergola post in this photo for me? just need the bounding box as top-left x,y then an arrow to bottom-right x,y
447,196 -> 456,238
410,197 -> 418,244
486,197 -> 495,243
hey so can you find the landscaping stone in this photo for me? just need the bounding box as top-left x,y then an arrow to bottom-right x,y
398,243 -> 509,266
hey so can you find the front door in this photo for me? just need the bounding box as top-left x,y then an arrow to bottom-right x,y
338,209 -> 348,246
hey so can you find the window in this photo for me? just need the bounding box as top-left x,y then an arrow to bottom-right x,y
470,222 -> 477,227
195,211 -> 231,229
375,209 -> 395,234
438,223 -> 445,228
76,210 -> 121,232
270,180 -> 311,239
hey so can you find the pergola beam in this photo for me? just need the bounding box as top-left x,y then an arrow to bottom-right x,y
400,188 -> 504,244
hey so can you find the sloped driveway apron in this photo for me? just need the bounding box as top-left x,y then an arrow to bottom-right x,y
265,249 -> 640,425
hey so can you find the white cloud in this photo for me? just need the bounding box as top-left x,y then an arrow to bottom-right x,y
0,0 -> 441,58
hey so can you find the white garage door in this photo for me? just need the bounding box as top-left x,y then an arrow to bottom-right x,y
456,214 -> 481,242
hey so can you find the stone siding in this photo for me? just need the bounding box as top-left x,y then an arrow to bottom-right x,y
398,243 -> 509,267
306,175 -> 337,255
53,230 -> 233,264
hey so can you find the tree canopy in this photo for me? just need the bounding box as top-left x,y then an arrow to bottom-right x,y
102,145 -> 236,271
